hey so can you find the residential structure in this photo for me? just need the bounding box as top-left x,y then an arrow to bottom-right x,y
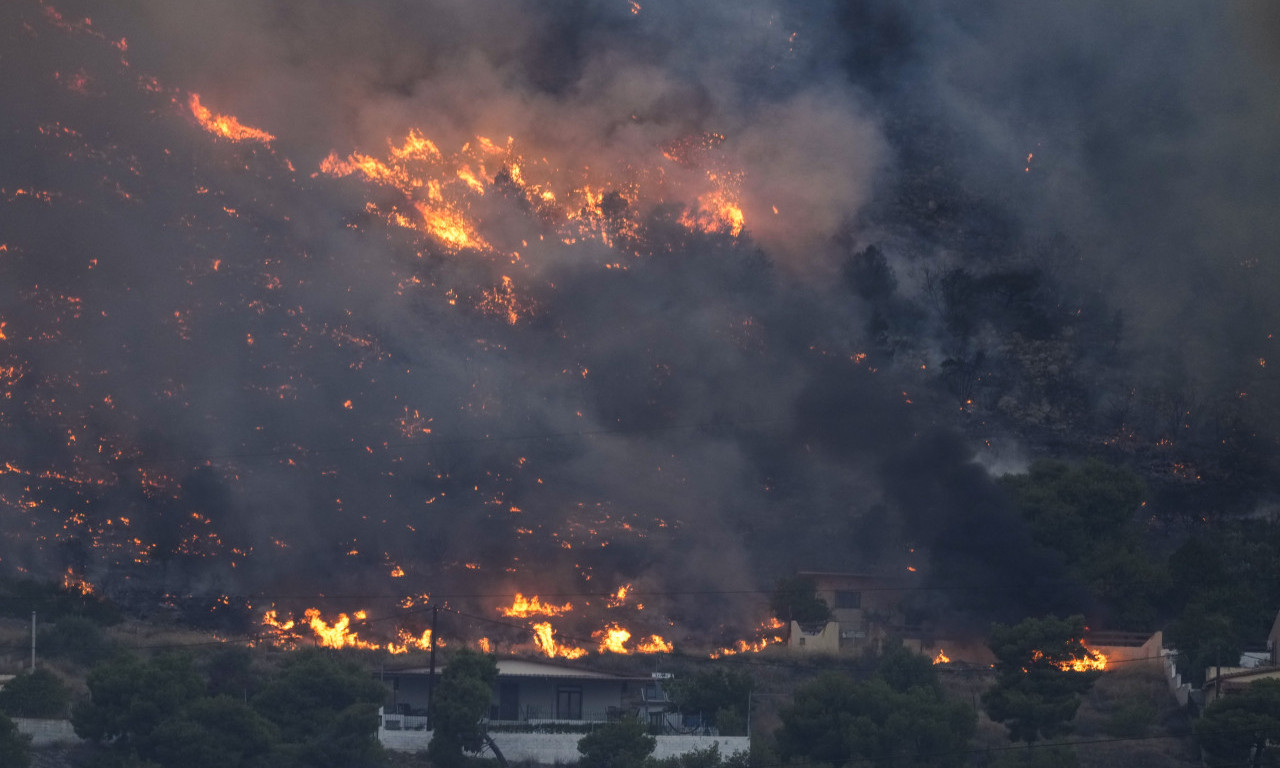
381,658 -> 670,729
376,658 -> 748,761
786,571 -> 909,654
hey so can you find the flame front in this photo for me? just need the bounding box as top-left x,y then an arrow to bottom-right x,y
932,649 -> 950,665
260,608 -> 441,653
1029,643 -> 1107,672
595,622 -> 632,654
532,621 -> 587,659
500,592 -> 573,618
711,617 -> 785,659
188,94 -> 275,143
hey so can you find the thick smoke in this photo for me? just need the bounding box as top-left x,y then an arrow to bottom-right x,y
0,0 -> 1276,646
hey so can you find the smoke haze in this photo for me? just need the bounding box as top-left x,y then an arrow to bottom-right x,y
0,0 -> 1276,644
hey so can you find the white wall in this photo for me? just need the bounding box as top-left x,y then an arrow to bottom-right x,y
13,718 -> 81,747
377,727 -> 751,763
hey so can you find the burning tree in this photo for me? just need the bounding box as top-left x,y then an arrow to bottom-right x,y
981,614 -> 1103,745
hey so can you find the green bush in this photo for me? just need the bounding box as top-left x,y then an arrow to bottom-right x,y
0,668 -> 70,718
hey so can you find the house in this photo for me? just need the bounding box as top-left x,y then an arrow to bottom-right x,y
1197,609 -> 1280,708
377,659 -> 749,762
787,571 -> 909,654
381,658 -> 669,729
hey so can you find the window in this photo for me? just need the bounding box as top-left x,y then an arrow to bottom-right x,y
557,686 -> 583,720
835,590 -> 861,609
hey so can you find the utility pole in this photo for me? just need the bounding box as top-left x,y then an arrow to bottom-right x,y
427,604 -> 440,729
30,611 -> 36,670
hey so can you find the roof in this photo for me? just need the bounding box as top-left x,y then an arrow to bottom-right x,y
388,658 -> 653,681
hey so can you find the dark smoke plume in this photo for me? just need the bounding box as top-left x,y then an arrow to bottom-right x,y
0,0 -> 1276,646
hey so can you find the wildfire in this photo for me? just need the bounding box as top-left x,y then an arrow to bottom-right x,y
303,608 -> 378,650
387,628 -> 436,655
532,621 -> 587,659
478,276 -> 534,325
188,94 -> 275,143
606,584 -> 632,608
260,608 -> 441,653
1029,645 -> 1108,672
679,188 -> 746,237
932,649 -> 950,665
61,567 -> 94,595
499,592 -> 573,618
594,622 -> 632,654
317,127 -> 746,256
636,634 -> 674,653
710,617 -> 786,659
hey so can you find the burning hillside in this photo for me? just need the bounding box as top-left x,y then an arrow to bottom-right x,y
2,0 -> 1279,653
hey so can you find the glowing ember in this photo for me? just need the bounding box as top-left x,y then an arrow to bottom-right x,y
679,188 -> 746,237
61,567 -> 94,595
317,126 -> 745,257
606,584 -> 632,608
188,94 -> 275,143
499,592 -> 573,618
710,617 -> 786,659
1029,644 -> 1107,672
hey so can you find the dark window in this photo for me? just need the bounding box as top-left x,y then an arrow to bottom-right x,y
498,681 -> 520,721
557,686 -> 583,720
836,590 -> 861,609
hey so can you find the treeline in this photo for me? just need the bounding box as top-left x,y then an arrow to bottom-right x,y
0,640 -> 387,768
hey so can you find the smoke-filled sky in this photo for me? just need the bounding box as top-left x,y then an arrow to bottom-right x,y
1,0 -> 1277,645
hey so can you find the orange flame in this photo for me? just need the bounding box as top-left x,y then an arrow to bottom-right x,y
710,617 -> 786,658
594,622 -> 631,654
1029,643 -> 1107,672
606,584 -> 632,608
304,608 -> 378,650
499,592 -> 573,618
188,94 -> 275,143
532,621 -> 587,659
61,567 -> 94,595
260,608 -> 442,653
932,649 -> 950,665
636,634 -> 674,654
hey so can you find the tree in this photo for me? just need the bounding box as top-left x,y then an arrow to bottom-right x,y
38,614 -> 117,667
426,649 -> 498,768
148,697 -> 278,768
981,615 -> 1102,744
204,646 -> 257,699
769,576 -> 830,625
72,653 -> 205,754
0,713 -> 30,768
1196,678 -> 1280,768
577,717 -> 656,768
0,668 -> 71,718
250,649 -> 387,768
777,652 -> 975,768
1000,459 -> 1165,628
664,667 -> 752,735
75,648 -> 386,768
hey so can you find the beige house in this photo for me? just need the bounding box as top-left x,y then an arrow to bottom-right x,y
787,571 -> 909,655
1197,609 -> 1280,706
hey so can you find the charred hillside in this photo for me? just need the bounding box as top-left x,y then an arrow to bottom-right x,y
0,0 -> 1277,652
